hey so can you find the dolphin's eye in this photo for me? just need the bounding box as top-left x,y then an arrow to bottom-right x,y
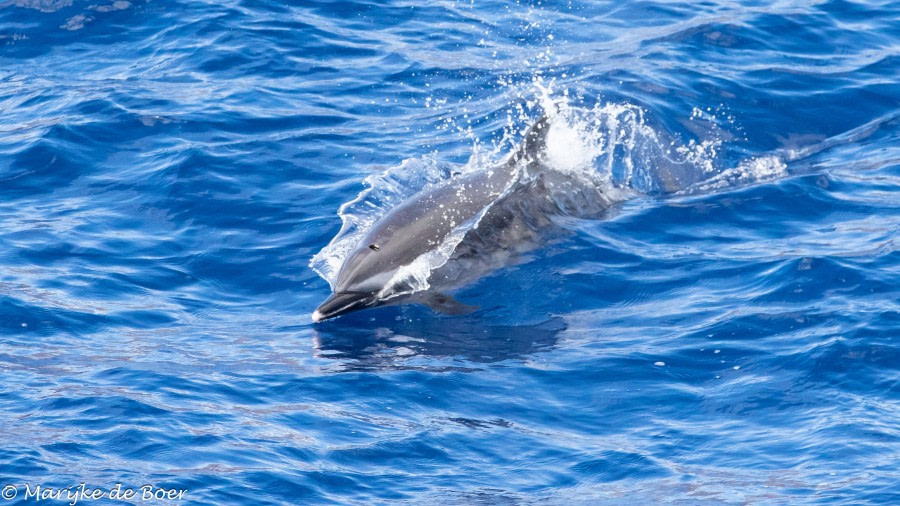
368,244 -> 380,251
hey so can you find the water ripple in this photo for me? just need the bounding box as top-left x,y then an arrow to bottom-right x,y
1,0 -> 898,502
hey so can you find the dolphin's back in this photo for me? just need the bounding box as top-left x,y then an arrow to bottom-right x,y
333,116 -> 551,292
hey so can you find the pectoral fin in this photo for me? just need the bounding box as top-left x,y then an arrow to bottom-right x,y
417,292 -> 478,316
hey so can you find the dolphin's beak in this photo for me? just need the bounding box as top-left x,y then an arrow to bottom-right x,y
312,291 -> 378,322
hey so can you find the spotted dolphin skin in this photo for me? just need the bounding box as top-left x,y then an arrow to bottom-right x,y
313,116 -> 553,322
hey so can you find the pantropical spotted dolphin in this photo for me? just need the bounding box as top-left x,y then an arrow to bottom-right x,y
313,115 -> 586,322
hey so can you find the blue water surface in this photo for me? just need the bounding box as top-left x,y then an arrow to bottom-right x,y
1,0 -> 898,503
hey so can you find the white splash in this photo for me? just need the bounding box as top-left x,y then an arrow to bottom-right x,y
687,155 -> 788,193
545,116 -> 594,173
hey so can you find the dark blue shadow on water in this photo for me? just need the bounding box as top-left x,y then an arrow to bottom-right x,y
311,308 -> 566,367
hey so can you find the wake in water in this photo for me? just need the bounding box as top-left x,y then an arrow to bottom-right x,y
310,83 -> 883,319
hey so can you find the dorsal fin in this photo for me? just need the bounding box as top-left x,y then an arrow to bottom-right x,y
511,114 -> 551,165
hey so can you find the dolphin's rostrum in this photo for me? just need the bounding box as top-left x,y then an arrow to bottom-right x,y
313,115 -> 570,322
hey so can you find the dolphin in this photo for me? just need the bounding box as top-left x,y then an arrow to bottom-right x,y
313,115 -> 574,322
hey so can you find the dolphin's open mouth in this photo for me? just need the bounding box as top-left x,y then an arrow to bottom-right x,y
312,291 -> 378,322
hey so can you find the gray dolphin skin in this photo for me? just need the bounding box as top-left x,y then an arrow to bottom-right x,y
312,116 -> 555,322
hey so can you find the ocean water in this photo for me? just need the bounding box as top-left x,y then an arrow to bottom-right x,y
1,0 -> 898,503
